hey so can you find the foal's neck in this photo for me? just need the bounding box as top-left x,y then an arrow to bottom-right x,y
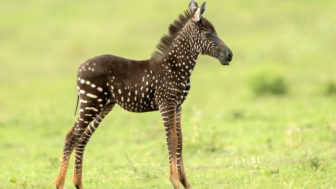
159,34 -> 199,79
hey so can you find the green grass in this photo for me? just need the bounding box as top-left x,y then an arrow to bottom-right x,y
1,0 -> 336,188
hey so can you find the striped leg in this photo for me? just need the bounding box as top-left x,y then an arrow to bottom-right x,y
56,123 -> 77,189
159,103 -> 182,189
176,107 -> 192,189
72,103 -> 114,189
56,100 -> 101,189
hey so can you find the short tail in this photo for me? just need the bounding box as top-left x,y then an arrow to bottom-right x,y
74,95 -> 79,116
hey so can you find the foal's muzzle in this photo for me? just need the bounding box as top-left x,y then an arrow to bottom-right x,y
218,44 -> 233,65
210,34 -> 233,65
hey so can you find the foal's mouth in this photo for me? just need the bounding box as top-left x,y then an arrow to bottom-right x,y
219,56 -> 231,65
220,60 -> 230,65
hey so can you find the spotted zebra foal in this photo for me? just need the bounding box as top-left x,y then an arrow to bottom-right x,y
56,1 -> 232,188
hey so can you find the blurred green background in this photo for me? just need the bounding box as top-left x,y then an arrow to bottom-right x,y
0,0 -> 336,188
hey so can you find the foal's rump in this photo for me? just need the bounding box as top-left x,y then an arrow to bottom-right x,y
76,54 -> 159,113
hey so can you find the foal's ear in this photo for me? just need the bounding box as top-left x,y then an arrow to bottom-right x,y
189,0 -> 198,11
192,1 -> 206,22
200,1 -> 206,15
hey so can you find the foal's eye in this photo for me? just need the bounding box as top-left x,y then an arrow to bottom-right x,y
204,32 -> 211,38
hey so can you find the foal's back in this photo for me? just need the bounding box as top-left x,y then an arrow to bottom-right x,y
79,54 -> 153,81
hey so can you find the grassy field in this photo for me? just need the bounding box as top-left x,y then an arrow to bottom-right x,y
1,0 -> 336,188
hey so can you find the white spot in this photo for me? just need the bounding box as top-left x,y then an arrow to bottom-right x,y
80,99 -> 88,103
85,107 -> 99,112
86,93 -> 97,98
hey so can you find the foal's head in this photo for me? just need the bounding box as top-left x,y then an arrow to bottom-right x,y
188,0 -> 233,65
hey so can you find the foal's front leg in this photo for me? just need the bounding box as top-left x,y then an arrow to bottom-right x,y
159,103 -> 181,189
176,107 -> 192,189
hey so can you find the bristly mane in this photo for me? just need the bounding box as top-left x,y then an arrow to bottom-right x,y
151,10 -> 194,59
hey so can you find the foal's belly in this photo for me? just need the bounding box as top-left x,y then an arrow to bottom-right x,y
110,87 -> 159,112
116,98 -> 159,113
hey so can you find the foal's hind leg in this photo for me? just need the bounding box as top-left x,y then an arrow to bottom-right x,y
72,102 -> 114,189
56,123 -> 77,189
56,99 -> 99,189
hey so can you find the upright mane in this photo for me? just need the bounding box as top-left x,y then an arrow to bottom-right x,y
151,10 -> 194,59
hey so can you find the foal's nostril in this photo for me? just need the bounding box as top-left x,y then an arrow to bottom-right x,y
225,51 -> 233,62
